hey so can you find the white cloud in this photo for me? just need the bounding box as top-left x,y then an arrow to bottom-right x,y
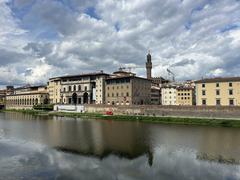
0,0 -> 240,86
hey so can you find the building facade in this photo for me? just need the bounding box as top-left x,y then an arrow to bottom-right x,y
176,86 -> 195,106
151,85 -> 161,105
48,77 -> 62,104
0,89 -> 6,105
6,86 -> 49,109
195,77 -> 240,106
161,85 -> 177,105
105,74 -> 151,106
48,72 -> 110,105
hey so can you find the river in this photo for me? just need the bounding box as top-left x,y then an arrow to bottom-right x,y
0,112 -> 240,180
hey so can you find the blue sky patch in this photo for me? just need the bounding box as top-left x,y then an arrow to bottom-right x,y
84,7 -> 101,20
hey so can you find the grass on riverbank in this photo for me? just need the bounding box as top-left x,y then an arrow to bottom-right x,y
2,109 -> 240,128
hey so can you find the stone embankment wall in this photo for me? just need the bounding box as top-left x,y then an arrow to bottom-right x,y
85,105 -> 240,119
6,105 -> 32,110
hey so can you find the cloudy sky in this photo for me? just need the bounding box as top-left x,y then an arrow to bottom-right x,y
0,0 -> 240,86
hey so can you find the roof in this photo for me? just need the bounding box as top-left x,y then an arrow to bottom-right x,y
195,77 -> 240,83
49,72 -> 110,80
176,86 -> 194,90
106,75 -> 151,81
14,85 -> 46,90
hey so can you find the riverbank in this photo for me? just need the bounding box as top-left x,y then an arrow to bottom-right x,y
2,109 -> 240,128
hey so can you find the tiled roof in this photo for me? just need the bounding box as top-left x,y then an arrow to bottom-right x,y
195,77 -> 240,83
49,72 -> 110,80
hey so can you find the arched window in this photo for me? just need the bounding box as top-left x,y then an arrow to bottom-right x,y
73,85 -> 76,91
68,86 -> 72,92
78,85 -> 81,91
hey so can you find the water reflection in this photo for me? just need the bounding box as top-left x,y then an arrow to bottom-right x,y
1,112 -> 240,179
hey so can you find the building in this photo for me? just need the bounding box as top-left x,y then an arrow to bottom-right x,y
195,77 -> 240,106
146,52 -> 152,80
48,72 -> 110,105
0,89 -> 6,105
6,85 -> 49,109
105,71 -> 151,105
176,86 -> 195,106
161,85 -> 177,105
48,77 -> 62,104
151,85 -> 161,105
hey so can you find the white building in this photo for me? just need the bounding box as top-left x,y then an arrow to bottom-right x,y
161,85 -> 177,105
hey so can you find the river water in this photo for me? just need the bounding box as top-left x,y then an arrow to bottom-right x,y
0,112 -> 240,180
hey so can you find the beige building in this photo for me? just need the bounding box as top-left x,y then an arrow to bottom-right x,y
48,77 -> 61,104
176,86 -> 195,106
161,85 -> 177,105
6,85 -> 49,109
48,72 -> 110,105
105,71 -> 151,105
195,77 -> 240,106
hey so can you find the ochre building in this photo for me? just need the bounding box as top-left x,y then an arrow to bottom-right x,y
176,86 -> 195,106
195,77 -> 240,106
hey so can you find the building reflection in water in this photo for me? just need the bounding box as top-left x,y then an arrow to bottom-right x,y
51,117 -> 154,166
3,112 -> 240,168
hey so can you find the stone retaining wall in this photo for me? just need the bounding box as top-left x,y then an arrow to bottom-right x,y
85,105 -> 240,119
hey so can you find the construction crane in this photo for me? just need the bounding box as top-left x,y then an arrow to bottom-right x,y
167,68 -> 175,82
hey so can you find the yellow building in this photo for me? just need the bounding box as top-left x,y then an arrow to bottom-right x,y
48,77 -> 61,104
6,85 -> 49,109
195,77 -> 240,106
176,86 -> 195,106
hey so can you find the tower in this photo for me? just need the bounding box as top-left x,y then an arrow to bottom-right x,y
146,51 -> 152,79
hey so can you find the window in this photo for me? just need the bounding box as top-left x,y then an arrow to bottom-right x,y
85,86 -> 87,91
216,90 -> 220,96
216,99 -> 221,105
229,99 -> 234,106
107,93 -> 110,97
78,85 -> 81,91
202,84 -> 205,88
216,83 -> 219,87
202,90 -> 206,96
229,89 -> 233,95
112,93 -> 114,97
63,88 -> 66,92
202,99 -> 206,105
126,92 -> 129,97
116,93 -> 119,97
73,85 -> 76,91
229,82 -> 233,87
68,86 -> 71,92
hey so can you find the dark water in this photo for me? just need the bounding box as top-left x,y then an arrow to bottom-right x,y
0,112 -> 240,180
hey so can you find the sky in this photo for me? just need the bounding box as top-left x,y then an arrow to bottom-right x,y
0,0 -> 240,86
